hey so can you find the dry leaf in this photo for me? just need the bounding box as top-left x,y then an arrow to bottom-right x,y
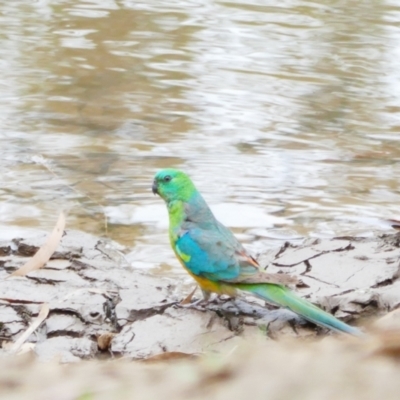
180,285 -> 198,305
97,332 -> 115,351
388,219 -> 400,230
10,211 -> 66,277
142,351 -> 198,363
367,329 -> 400,358
9,303 -> 49,354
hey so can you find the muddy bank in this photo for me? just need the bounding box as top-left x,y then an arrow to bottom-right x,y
0,230 -> 399,361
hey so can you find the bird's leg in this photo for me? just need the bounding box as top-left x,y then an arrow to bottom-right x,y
201,288 -> 212,302
179,288 -> 213,309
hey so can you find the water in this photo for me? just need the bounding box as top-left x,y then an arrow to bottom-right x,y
1,0 -> 400,274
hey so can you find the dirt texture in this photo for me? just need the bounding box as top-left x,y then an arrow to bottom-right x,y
0,230 -> 399,362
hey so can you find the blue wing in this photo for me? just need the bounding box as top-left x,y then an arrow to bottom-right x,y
175,223 -> 259,282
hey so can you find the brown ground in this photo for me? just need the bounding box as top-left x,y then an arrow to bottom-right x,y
1,230 -> 400,399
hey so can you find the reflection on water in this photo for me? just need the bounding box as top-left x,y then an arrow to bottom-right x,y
1,0 -> 400,274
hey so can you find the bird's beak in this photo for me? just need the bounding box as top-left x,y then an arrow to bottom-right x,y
152,180 -> 158,195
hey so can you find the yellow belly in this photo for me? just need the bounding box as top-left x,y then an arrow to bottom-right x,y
177,257 -> 237,296
171,237 -> 237,296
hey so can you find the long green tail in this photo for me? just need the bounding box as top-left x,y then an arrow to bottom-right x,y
238,283 -> 363,336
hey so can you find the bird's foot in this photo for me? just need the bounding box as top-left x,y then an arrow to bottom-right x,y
179,294 -> 230,311
179,297 -> 210,310
179,287 -> 213,310
178,288 -> 229,310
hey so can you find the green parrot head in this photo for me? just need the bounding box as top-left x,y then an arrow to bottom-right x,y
152,168 -> 196,203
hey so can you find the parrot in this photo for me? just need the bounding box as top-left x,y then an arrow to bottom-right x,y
152,168 -> 362,336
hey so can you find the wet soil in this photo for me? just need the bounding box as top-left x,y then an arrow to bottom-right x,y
1,230 -> 399,362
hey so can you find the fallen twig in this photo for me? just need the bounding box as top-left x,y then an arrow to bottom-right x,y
9,303 -> 49,354
10,211 -> 66,277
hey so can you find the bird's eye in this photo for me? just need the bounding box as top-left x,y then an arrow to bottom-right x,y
164,175 -> 172,182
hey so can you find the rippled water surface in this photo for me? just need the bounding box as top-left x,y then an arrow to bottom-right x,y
1,0 -> 400,273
